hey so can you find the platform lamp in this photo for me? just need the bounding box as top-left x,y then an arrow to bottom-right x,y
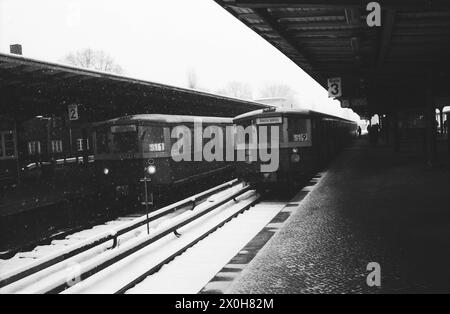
142,164 -> 157,235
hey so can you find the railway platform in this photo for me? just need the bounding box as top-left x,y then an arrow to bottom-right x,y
0,163 -> 99,253
0,162 -> 94,216
224,136 -> 450,294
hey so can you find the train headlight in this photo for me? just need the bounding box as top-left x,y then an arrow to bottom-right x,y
291,154 -> 300,163
146,165 -> 156,175
292,148 -> 299,154
103,168 -> 110,175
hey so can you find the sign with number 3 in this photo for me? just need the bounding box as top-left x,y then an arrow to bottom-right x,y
328,77 -> 342,98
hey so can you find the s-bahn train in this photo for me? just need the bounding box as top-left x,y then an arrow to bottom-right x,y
0,116 -> 19,187
92,114 -> 234,208
233,107 -> 358,189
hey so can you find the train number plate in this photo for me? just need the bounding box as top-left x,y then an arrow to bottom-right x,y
149,143 -> 165,152
293,133 -> 308,142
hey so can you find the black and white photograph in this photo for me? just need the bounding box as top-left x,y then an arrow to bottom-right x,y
0,0 -> 449,300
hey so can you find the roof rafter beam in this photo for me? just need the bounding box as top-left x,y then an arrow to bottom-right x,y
345,8 -> 362,66
291,30 -> 361,37
233,0 -> 364,8
252,8 -> 318,73
231,0 -> 450,9
283,22 -> 361,29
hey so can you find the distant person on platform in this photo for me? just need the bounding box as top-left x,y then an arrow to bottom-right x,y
368,124 -> 380,144
357,126 -> 362,137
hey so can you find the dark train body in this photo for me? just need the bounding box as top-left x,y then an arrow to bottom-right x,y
0,114 -> 93,188
0,116 -> 19,187
92,114 -> 234,208
233,107 -> 358,189
19,116 -> 93,167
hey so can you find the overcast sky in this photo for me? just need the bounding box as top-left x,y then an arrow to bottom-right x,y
0,0 -> 359,120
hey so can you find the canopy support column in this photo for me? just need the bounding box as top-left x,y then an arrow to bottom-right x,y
425,74 -> 437,167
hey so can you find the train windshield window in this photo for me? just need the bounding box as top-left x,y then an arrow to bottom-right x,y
235,121 -> 254,147
4,133 -> 15,157
95,127 -> 110,154
288,118 -> 309,143
140,126 -> 165,153
111,130 -> 138,154
257,124 -> 282,144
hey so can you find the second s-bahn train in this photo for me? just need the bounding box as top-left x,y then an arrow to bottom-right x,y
233,107 -> 358,190
92,114 -> 234,208
20,116 -> 93,167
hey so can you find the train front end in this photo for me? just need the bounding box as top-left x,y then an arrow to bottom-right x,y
234,108 -> 315,190
92,119 -> 170,210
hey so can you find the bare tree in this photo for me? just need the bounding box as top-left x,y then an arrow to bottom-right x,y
187,68 -> 199,89
216,81 -> 253,100
62,48 -> 124,74
257,82 -> 298,107
259,82 -> 295,99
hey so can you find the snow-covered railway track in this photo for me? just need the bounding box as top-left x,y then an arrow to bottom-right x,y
0,179 -> 243,294
65,187 -> 261,294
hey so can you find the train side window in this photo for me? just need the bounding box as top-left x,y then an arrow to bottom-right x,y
28,141 -> 41,155
288,118 -> 309,143
4,133 -> 15,157
141,126 -> 165,153
76,139 -> 89,151
77,139 -> 83,151
51,140 -> 63,153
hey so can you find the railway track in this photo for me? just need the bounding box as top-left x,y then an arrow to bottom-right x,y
0,179 -> 253,294
115,199 -> 288,294
64,187 -> 261,294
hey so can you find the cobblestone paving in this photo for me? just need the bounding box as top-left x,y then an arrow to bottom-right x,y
228,140 -> 450,294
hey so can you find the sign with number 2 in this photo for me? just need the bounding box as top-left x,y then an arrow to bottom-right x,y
68,104 -> 79,121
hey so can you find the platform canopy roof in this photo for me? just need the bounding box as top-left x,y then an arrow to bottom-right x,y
215,0 -> 450,117
0,53 -> 266,123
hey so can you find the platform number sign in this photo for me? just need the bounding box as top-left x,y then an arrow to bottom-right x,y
68,104 -> 79,121
328,77 -> 342,98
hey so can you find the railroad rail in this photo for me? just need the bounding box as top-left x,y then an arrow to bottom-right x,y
114,196 -> 260,294
0,179 -> 241,289
0,179 -> 255,294
65,186 -> 259,294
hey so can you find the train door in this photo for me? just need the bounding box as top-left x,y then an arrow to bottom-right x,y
0,117 -> 19,187
281,116 -> 313,178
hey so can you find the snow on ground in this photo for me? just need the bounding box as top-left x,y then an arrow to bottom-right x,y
62,189 -> 258,294
125,201 -> 286,294
1,183 -> 246,294
0,182 -> 242,278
